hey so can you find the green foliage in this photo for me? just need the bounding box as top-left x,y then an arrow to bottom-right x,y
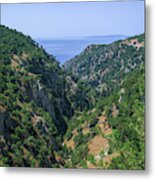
0,25 -> 145,169
87,154 -> 96,165
64,34 -> 144,110
71,145 -> 88,167
0,25 -> 71,167
107,65 -> 145,170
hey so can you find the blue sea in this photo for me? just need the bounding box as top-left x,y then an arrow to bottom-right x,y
36,35 -> 127,64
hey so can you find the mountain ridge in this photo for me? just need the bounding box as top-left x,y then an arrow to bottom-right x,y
64,33 -> 144,110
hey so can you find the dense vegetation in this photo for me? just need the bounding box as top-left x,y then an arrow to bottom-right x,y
62,64 -> 144,169
64,34 -> 144,110
0,25 -> 73,167
0,25 -> 145,169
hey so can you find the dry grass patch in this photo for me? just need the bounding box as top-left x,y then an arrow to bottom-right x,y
88,135 -> 109,156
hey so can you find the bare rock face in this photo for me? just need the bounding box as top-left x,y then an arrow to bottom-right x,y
31,83 -> 67,134
21,71 -> 73,135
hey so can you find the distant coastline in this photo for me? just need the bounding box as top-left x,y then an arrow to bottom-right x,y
35,35 -> 128,64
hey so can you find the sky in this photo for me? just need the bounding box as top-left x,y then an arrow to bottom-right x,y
1,1 -> 144,39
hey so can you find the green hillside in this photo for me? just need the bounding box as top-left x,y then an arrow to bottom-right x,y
0,25 -> 73,167
62,64 -> 144,169
0,25 -> 145,169
64,34 -> 144,110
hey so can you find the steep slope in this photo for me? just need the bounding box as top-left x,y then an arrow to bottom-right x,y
0,25 -> 73,167
0,25 -> 73,134
64,34 -> 144,109
61,34 -> 145,169
61,64 -> 144,169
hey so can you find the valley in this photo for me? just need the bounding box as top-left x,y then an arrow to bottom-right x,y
0,25 -> 145,169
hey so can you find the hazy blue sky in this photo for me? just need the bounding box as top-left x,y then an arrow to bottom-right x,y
1,1 -> 144,39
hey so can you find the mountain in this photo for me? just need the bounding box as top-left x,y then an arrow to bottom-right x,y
62,33 -> 145,169
0,25 -> 73,167
64,34 -> 144,110
0,25 -> 145,169
61,64 -> 144,169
